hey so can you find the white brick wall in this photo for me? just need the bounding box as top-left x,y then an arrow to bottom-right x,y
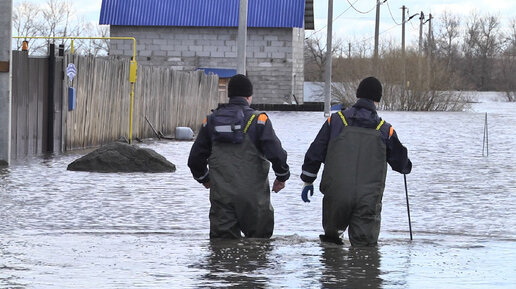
109,26 -> 305,104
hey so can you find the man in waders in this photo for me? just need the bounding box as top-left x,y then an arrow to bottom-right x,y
188,74 -> 290,239
300,76 -> 412,246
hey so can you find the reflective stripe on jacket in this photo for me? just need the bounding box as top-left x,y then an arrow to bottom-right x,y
301,98 -> 411,184
188,97 -> 290,183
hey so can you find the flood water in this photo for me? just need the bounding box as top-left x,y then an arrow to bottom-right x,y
1,99 -> 515,288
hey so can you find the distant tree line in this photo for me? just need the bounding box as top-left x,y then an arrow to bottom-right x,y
305,11 -> 516,109
12,0 -> 109,56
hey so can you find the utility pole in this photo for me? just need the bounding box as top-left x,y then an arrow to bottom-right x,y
418,12 -> 425,54
427,13 -> 433,54
348,42 -> 351,59
427,13 -> 433,90
418,11 -> 425,87
0,0 -> 13,165
401,5 -> 406,99
323,0 -> 333,117
237,0 -> 248,75
373,0 -> 381,74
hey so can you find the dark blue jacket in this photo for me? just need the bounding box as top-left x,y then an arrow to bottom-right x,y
301,98 -> 412,183
188,97 -> 290,184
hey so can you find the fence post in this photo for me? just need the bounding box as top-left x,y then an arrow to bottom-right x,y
482,112 -> 489,157
47,43 -> 56,152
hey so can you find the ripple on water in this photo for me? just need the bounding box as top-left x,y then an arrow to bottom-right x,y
1,103 -> 516,288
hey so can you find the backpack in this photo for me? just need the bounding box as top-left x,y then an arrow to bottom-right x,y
210,105 -> 246,144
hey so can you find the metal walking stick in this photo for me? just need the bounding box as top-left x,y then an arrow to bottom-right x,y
404,174 -> 413,240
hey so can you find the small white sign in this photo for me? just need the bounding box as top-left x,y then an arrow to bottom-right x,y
66,63 -> 77,82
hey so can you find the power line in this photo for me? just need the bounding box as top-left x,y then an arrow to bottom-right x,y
307,0 -> 393,39
308,0 -> 420,50
333,0 -> 361,22
379,23 -> 401,38
386,0 -> 401,25
357,23 -> 401,44
307,0 -> 358,37
346,0 -> 377,15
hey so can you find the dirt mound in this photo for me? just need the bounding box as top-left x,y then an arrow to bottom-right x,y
67,142 -> 176,173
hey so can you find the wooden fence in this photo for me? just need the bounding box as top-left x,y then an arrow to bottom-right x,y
65,55 -> 219,150
11,52 -> 219,157
133,65 -> 220,143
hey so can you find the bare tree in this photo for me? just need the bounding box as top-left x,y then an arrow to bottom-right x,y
74,24 -> 110,56
462,13 -> 503,90
500,18 -> 516,101
317,40 -> 470,111
304,35 -> 326,81
435,11 -> 461,70
303,10 -> 515,109
304,33 -> 343,81
40,0 -> 84,52
461,13 -> 481,88
12,2 -> 45,51
350,37 -> 374,59
12,0 -> 108,56
477,15 -> 503,90
507,18 -> 516,53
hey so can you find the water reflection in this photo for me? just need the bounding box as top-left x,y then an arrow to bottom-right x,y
201,239 -> 273,288
320,245 -> 382,289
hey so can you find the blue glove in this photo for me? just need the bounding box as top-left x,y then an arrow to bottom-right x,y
301,183 -> 314,203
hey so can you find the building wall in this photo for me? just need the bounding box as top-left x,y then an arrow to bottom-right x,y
109,26 -> 304,104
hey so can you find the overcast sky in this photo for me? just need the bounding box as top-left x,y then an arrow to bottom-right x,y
13,0 -> 516,47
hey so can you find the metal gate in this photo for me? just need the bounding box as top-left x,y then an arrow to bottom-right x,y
11,46 -> 64,159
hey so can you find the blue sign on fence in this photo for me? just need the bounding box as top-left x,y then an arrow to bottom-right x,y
68,87 -> 76,111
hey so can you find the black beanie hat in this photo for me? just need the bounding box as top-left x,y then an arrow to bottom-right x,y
356,76 -> 382,102
228,74 -> 253,97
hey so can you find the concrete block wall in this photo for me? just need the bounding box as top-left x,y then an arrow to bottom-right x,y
109,26 -> 304,104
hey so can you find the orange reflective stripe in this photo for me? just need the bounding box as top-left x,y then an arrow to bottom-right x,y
327,117 -> 331,124
389,126 -> 394,137
258,114 -> 268,123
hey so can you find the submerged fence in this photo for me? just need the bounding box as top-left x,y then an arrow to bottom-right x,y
12,52 -> 219,157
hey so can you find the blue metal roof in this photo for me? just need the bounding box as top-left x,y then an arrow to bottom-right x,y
99,0 -> 306,28
198,68 -> 237,78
